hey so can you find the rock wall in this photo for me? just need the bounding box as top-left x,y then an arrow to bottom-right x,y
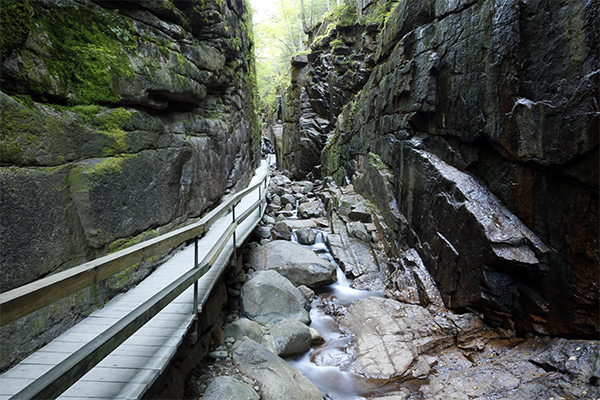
276,4 -> 383,179
0,0 -> 259,370
296,0 -> 598,337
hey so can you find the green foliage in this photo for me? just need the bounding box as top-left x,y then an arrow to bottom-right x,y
0,0 -> 32,61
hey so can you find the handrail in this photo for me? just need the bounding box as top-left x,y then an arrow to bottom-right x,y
0,171 -> 268,327
8,169 -> 269,399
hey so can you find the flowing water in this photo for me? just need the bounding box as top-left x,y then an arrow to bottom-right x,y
287,231 -> 401,400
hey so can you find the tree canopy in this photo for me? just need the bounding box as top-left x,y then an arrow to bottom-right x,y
249,0 -> 343,118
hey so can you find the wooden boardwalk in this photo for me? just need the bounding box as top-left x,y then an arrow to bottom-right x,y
0,161 -> 269,400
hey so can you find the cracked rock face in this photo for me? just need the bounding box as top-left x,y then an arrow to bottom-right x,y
316,0 -> 598,337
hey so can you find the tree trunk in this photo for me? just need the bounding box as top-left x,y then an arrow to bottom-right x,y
299,0 -> 311,34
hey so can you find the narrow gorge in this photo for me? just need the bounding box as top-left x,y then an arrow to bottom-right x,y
0,0 -> 598,399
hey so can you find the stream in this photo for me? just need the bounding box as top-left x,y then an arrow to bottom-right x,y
287,231 -> 402,400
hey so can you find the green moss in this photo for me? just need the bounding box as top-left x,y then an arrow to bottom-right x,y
0,98 -> 41,163
21,3 -> 136,105
0,0 -> 32,60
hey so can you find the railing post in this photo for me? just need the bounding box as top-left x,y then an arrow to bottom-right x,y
232,203 -> 237,259
192,236 -> 199,344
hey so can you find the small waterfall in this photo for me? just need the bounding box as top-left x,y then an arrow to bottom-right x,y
288,228 -> 385,399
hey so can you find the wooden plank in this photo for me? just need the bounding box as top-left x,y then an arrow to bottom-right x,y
0,378 -> 33,395
59,381 -> 126,399
78,367 -> 156,384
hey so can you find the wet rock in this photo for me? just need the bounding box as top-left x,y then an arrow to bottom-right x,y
224,318 -> 263,344
283,219 -> 318,230
309,328 -> 324,345
385,248 -> 445,308
347,221 -> 371,242
246,240 -> 336,288
298,199 -> 326,219
280,193 -> 296,206
328,212 -> 379,279
297,285 -> 315,303
295,227 -> 317,245
372,388 -> 410,400
420,337 -> 600,400
271,221 -> 292,241
232,337 -> 323,400
347,202 -> 371,223
339,297 -> 455,379
240,270 -> 310,325
202,376 -> 259,400
270,318 -> 312,356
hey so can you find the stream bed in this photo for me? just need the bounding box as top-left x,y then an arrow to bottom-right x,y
287,231 -> 409,400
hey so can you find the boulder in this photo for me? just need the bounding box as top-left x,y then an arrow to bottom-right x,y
270,318 -> 312,356
233,337 -> 323,400
271,221 -> 292,241
224,318 -> 263,343
241,270 -> 310,325
246,240 -> 336,288
202,376 -> 259,400
280,193 -> 296,206
298,199 -> 326,219
295,227 -> 317,245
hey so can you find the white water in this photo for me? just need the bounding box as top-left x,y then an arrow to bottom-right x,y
288,231 -> 386,400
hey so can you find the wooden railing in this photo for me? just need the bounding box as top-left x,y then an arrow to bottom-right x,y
0,168 -> 269,400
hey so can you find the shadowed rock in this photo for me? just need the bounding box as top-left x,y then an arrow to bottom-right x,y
233,337 -> 323,400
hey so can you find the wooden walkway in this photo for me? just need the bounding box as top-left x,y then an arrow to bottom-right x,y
0,161 -> 269,400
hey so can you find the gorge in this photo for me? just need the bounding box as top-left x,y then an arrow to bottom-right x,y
0,0 -> 598,399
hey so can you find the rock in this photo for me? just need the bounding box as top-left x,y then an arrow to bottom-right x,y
411,355 -> 431,379
319,0 -> 599,337
270,318 -> 312,356
241,270 -> 310,325
202,376 -> 259,400
280,193 -> 296,206
224,318 -> 264,343
262,215 -> 276,225
339,297 -> 455,379
298,199 -> 326,219
283,219 -> 317,230
270,194 -> 282,207
309,328 -> 324,345
0,0 -> 261,367
246,240 -> 336,288
385,248 -> 445,308
208,350 -> 228,360
232,337 -> 323,400
347,221 -> 371,242
328,213 -> 379,279
295,227 -> 317,245
347,202 -> 371,223
297,285 -> 315,303
372,388 -> 410,400
271,221 -> 292,241
254,226 -> 271,240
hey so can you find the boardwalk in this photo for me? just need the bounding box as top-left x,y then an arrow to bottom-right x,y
0,160 -> 269,400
